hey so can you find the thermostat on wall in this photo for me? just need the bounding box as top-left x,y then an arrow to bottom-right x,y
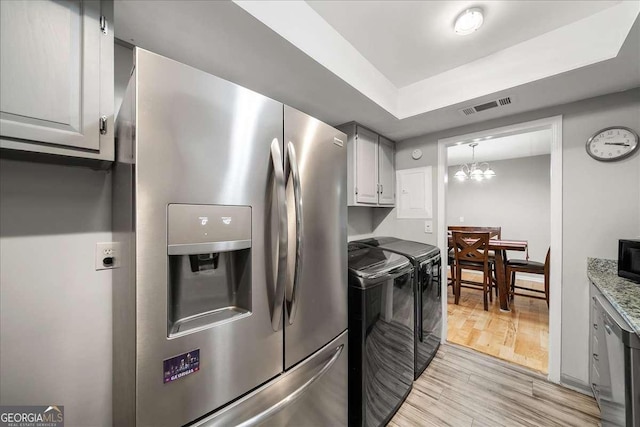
412,149 -> 423,160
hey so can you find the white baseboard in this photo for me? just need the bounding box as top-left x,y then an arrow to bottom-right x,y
560,374 -> 593,397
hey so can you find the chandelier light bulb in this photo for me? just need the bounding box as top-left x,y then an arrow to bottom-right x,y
454,169 -> 468,181
471,169 -> 484,181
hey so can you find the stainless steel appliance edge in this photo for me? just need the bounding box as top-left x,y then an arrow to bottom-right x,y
113,48 -> 348,426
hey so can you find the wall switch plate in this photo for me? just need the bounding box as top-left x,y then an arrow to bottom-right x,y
95,242 -> 120,270
424,220 -> 433,233
459,216 -> 464,223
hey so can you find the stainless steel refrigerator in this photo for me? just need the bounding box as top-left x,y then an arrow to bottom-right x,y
113,48 -> 348,427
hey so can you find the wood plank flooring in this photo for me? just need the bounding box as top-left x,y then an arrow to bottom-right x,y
447,272 -> 549,373
389,344 -> 600,427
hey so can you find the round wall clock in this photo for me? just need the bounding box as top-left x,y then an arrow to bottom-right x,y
586,126 -> 639,162
412,149 -> 423,160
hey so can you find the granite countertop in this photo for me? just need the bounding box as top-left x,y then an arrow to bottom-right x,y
587,258 -> 640,336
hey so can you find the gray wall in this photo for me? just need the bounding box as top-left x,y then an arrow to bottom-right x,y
0,159 -> 112,426
560,91 -> 639,385
114,43 -> 134,118
346,136 -> 440,244
347,206 -> 374,240
371,139 -> 440,244
0,41 -> 133,427
381,88 -> 639,387
447,154 -> 551,264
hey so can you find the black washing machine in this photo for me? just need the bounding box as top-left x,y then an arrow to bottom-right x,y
347,242 -> 414,427
355,237 -> 442,380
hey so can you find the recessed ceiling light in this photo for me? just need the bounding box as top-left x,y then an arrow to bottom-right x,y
454,8 -> 484,36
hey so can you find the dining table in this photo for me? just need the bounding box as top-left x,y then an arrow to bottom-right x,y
448,237 -> 528,312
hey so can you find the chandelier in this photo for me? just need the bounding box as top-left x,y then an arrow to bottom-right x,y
453,142 -> 496,181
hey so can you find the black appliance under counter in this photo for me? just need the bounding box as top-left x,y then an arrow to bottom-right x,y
348,243 -> 415,427
355,237 -> 442,380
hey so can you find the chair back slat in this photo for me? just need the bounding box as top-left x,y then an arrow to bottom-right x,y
448,226 -> 501,240
452,231 -> 490,265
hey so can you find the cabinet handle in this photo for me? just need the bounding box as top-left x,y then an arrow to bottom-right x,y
592,353 -> 598,361
100,15 -> 108,35
380,184 -> 383,194
99,116 -> 108,135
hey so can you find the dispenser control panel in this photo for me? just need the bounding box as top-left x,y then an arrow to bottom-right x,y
167,204 -> 251,255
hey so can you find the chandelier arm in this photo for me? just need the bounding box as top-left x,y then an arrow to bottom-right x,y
457,143 -> 496,181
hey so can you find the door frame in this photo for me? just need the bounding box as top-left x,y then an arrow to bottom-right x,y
437,115 -> 563,383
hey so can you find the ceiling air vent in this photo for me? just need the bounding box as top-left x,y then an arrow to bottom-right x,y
458,96 -> 514,116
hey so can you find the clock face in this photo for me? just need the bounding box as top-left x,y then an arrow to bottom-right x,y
586,126 -> 639,162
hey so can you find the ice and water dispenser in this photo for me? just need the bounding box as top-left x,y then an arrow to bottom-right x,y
167,204 -> 252,337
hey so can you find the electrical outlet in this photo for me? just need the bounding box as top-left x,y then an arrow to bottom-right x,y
95,242 -> 120,270
424,220 -> 433,233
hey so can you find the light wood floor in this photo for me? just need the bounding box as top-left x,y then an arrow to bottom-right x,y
390,344 -> 600,427
447,272 -> 549,373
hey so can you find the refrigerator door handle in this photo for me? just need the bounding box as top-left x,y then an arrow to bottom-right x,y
286,141 -> 303,325
271,138 -> 288,331
235,344 -> 344,427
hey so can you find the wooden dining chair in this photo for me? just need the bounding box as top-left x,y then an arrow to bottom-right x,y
448,226 -> 501,240
448,226 -> 501,297
451,231 -> 492,311
506,248 -> 550,307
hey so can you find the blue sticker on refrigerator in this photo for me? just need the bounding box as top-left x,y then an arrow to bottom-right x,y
163,349 -> 200,383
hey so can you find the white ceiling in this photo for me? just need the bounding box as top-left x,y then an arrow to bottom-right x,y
114,1 -> 640,141
447,129 -> 552,166
236,0 -> 639,120
307,0 -> 620,87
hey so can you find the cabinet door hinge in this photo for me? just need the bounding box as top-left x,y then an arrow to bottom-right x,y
100,16 -> 108,35
99,116 -> 108,135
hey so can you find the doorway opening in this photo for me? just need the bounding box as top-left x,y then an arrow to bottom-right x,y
437,116 -> 562,382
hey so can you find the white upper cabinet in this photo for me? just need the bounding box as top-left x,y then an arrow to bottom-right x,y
0,0 -> 114,162
354,127 -> 379,204
340,122 -> 396,207
378,136 -> 395,206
